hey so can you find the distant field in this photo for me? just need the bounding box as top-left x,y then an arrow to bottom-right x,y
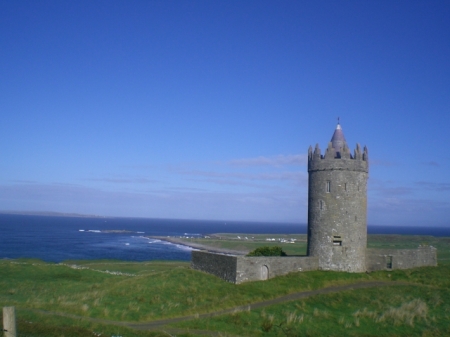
1,234 -> 449,336
174,233 -> 450,258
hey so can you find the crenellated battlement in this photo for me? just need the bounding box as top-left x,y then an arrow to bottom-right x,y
307,142 -> 369,173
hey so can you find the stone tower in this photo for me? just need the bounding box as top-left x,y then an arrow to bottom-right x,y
307,122 -> 369,272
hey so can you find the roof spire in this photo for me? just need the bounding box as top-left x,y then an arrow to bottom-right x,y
330,119 -> 347,155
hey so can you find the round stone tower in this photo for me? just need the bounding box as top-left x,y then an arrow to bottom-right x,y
307,122 -> 369,272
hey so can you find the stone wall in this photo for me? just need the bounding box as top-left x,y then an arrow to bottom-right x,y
192,247 -> 437,283
366,247 -> 437,272
191,251 -> 237,283
191,251 -> 318,284
235,256 -> 318,284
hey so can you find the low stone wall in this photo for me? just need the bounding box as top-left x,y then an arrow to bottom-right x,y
191,251 -> 237,283
236,256 -> 319,284
192,247 -> 437,283
366,246 -> 437,272
191,251 -> 318,284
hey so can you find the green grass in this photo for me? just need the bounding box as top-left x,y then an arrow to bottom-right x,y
172,282 -> 450,336
181,234 -> 309,255
367,235 -> 450,262
1,234 -> 449,336
15,314 -> 164,337
1,260 -> 381,322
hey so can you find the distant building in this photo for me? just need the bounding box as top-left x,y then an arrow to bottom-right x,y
192,122 -> 436,283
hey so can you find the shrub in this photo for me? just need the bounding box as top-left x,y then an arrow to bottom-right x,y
247,246 -> 287,257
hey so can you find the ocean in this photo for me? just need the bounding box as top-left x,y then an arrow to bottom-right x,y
0,214 -> 449,263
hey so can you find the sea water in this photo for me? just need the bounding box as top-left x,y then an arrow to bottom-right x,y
0,214 -> 448,263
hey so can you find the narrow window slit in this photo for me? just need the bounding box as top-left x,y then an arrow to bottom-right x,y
333,235 -> 342,246
387,256 -> 393,269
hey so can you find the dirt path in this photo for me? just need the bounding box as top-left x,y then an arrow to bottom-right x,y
128,280 -> 410,330
29,280 -> 412,333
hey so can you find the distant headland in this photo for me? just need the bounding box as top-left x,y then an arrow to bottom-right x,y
0,210 -> 109,218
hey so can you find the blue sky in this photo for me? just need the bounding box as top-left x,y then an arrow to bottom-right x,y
1,1 -> 449,226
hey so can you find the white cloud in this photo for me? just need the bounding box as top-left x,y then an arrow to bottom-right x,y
421,161 -> 440,167
415,181 -> 450,192
0,182 -> 306,223
86,177 -> 157,184
368,196 -> 450,226
229,154 -> 307,167
178,169 -> 306,183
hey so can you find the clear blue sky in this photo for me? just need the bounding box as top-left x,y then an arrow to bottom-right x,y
1,1 -> 449,226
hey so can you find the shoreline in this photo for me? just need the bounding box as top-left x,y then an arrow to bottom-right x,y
147,236 -> 247,256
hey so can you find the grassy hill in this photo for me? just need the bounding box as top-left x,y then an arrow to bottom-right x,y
1,234 -> 449,336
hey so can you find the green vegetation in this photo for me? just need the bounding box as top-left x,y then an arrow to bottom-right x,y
179,233 -> 308,255
247,246 -> 287,256
173,281 -> 450,336
178,233 -> 450,259
1,234 -> 449,336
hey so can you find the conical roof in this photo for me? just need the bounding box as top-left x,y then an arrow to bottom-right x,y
330,123 -> 347,152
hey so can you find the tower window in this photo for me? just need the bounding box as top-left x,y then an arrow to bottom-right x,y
344,183 -> 347,191
333,236 -> 342,246
387,256 -> 393,269
326,181 -> 331,193
319,200 -> 323,210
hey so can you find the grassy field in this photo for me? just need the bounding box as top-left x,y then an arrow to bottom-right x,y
1,234 -> 449,336
177,233 -> 450,258
178,233 -> 309,255
172,280 -> 450,336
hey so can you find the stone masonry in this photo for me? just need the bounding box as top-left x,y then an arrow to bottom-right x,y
191,251 -> 318,284
307,123 -> 368,272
